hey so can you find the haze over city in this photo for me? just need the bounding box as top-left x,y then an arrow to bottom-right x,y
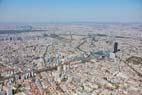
0,0 -> 142,95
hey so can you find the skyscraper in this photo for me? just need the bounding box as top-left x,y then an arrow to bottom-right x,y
113,42 -> 118,53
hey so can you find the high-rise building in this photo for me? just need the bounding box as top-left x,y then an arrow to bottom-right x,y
7,81 -> 13,95
113,42 -> 118,53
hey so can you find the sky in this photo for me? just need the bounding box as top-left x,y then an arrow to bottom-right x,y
0,0 -> 142,23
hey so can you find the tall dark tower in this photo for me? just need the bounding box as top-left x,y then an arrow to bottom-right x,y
113,42 -> 118,53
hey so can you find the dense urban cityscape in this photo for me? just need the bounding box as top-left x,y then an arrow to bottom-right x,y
0,23 -> 142,95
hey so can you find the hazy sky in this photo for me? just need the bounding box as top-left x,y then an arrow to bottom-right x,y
0,0 -> 142,23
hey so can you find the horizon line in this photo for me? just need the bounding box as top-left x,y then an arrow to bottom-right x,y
0,21 -> 142,24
